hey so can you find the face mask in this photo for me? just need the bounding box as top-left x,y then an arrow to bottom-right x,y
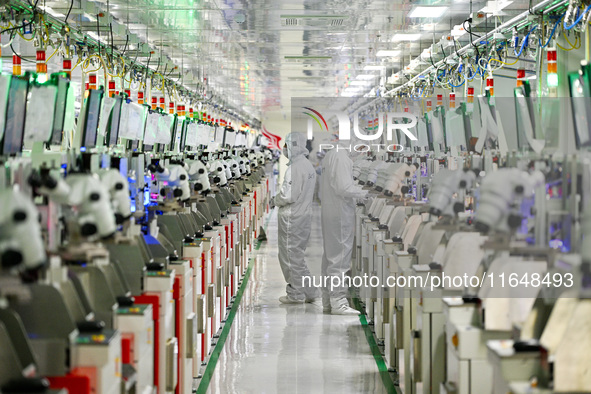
282,147 -> 289,158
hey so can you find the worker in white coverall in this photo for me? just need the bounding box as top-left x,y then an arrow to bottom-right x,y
275,132 -> 321,304
320,145 -> 368,315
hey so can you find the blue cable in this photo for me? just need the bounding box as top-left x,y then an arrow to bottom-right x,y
480,62 -> 487,76
514,25 -> 537,57
540,14 -> 564,48
436,70 -> 447,86
564,4 -> 591,30
410,88 -> 423,101
449,78 -> 465,88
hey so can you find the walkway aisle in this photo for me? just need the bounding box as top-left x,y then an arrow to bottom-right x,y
207,206 -> 389,394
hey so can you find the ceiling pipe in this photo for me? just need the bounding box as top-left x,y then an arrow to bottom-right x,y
351,0 -> 568,114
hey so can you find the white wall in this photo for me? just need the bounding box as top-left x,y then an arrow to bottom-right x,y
261,109 -> 292,181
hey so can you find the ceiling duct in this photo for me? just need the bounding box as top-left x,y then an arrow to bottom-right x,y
283,56 -> 333,63
283,18 -> 299,26
280,15 -> 349,29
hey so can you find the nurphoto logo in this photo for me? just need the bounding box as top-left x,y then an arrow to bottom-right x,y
302,105 -> 419,153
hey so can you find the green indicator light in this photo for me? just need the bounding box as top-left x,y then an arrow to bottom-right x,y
547,73 -> 558,88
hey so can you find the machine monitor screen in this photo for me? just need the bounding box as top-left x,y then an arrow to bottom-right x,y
50,74 -> 70,145
128,139 -> 139,151
514,85 -> 535,150
443,107 -> 466,150
2,76 -> 29,155
83,88 -> 104,149
460,102 -> 474,146
179,120 -> 187,151
224,127 -> 236,146
425,116 -> 434,151
569,69 -> 591,148
107,96 -> 123,147
431,109 -> 446,151
169,117 -> 180,151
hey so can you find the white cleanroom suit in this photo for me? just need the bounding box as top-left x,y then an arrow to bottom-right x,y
275,132 -> 321,303
320,146 -> 368,314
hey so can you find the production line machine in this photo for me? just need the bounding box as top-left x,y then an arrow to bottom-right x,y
346,54 -> 591,392
352,120 -> 591,393
351,160 -> 492,391
0,71 -> 273,394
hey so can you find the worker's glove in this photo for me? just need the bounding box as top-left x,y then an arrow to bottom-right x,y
269,197 -> 276,209
358,194 -> 371,206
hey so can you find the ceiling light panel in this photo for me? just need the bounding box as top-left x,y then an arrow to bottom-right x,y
363,65 -> 385,71
350,80 -> 373,85
356,74 -> 378,80
376,50 -> 401,57
391,33 -> 422,41
408,6 -> 448,18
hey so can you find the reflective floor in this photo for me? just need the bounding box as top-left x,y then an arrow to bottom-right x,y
207,206 -> 389,393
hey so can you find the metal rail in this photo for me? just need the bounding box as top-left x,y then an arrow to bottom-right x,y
351,0 -> 569,114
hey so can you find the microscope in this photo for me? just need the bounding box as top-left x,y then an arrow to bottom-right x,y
0,187 -> 47,271
149,162 -> 192,203
428,168 -> 477,218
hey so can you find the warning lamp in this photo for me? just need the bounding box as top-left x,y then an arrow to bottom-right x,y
108,81 -> 116,97
547,48 -> 558,89
63,58 -> 72,79
36,50 -> 47,75
517,68 -> 526,87
449,93 -> 456,109
467,87 -> 474,104
88,74 -> 97,90
486,76 -> 494,97
12,54 -> 21,76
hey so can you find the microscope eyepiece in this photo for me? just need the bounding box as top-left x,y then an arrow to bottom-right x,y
474,221 -> 490,234
13,210 -> 27,222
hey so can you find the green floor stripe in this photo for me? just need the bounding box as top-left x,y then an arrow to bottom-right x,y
353,297 -> 400,394
195,215 -> 271,394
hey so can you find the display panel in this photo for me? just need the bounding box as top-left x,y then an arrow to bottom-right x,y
445,107 -> 467,150
23,82 -> 58,146
179,119 -> 188,151
569,67 -> 591,148
170,116 -> 184,151
514,84 -> 535,150
185,121 -> 198,149
2,75 -> 29,155
0,75 -> 11,144
107,96 -> 123,147
143,111 -> 160,145
224,127 -> 236,146
50,73 -> 69,145
82,88 -> 104,149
